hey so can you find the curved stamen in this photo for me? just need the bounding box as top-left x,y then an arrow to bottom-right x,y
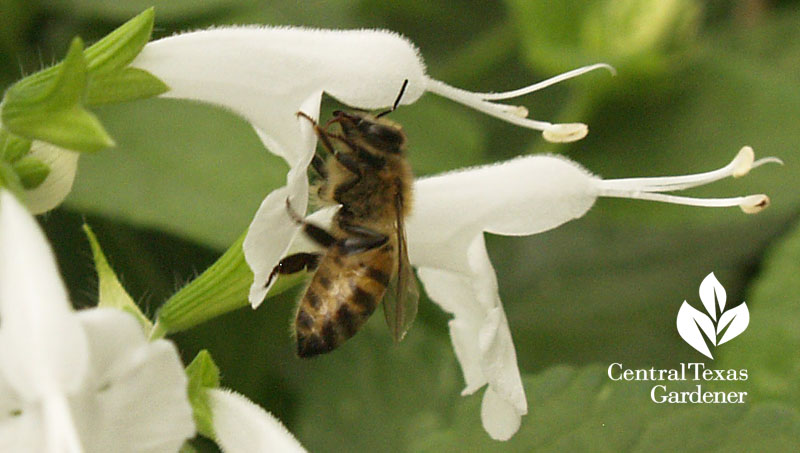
598,147 -> 782,193
594,147 -> 778,215
425,79 -> 588,142
423,64 -> 614,143
598,190 -> 768,213
476,63 -> 616,100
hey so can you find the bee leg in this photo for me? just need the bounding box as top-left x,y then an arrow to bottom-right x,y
296,111 -> 371,180
296,112 -> 331,179
338,223 -> 389,255
285,198 -> 337,249
311,153 -> 327,179
328,152 -> 366,204
264,252 -> 322,288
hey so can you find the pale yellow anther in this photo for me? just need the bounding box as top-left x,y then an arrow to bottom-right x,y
740,194 -> 770,214
542,123 -> 588,143
512,105 -> 529,118
732,146 -> 755,178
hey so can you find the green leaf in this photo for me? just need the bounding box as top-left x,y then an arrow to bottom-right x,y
504,0 -> 702,78
68,98 -> 289,249
12,156 -> 50,189
0,128 -> 32,163
716,218 -> 800,409
86,67 -> 169,105
414,365 -> 800,452
293,312 -> 460,452
43,0 -> 233,22
185,350 -> 221,440
504,0 -> 587,72
83,223 -> 153,334
0,0 -> 34,59
2,37 -> 115,152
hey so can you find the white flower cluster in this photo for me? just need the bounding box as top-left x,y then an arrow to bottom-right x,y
131,26 -> 776,441
1,24 -> 777,450
0,188 -> 309,452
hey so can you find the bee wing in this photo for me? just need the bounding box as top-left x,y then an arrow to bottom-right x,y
383,191 -> 419,343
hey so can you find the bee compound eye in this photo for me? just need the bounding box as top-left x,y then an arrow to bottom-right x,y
374,125 -> 402,144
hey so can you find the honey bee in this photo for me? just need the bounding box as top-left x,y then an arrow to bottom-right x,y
265,81 -> 419,358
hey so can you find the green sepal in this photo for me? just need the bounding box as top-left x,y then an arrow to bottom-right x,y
0,160 -> 24,194
0,128 -> 32,163
2,38 -> 115,153
154,231 -> 307,336
178,443 -> 198,453
83,224 -> 154,335
186,350 -> 221,440
8,106 -> 115,153
83,7 -> 155,75
12,156 -> 50,189
1,8 -> 163,151
87,67 -> 169,105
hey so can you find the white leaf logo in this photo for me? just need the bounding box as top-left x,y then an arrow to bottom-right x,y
676,273 -> 749,359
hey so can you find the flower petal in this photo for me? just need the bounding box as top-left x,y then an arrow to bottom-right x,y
467,238 -> 526,415
209,388 -> 306,453
416,267 -> 486,395
408,155 -> 598,270
0,191 -> 88,399
19,141 -> 80,214
481,386 -> 523,442
42,393 -> 82,453
243,92 -> 322,306
417,235 -> 526,439
478,306 -> 526,415
0,373 -> 44,452
132,27 -> 426,162
70,308 -> 194,453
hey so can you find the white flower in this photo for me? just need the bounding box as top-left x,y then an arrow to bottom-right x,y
130,26 -> 778,440
131,26 -> 611,306
209,388 -> 306,453
0,190 -> 195,452
296,146 -> 776,440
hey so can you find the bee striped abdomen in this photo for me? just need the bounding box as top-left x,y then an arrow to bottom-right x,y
295,245 -> 393,358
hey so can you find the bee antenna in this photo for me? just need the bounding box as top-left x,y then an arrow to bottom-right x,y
376,79 -> 409,118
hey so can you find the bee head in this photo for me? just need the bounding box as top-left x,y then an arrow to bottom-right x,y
334,110 -> 406,154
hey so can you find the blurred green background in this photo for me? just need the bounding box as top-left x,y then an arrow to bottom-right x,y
3,0 -> 799,451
